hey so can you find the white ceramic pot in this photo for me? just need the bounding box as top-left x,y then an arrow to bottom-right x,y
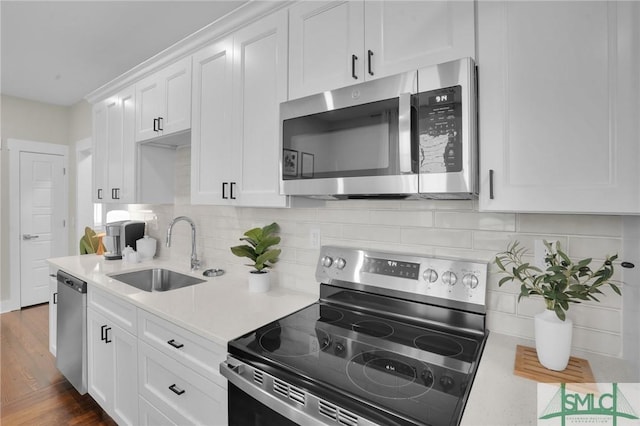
248,271 -> 270,293
534,309 -> 573,371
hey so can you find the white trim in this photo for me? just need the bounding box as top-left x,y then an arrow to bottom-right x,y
75,137 -> 91,154
5,139 -> 69,313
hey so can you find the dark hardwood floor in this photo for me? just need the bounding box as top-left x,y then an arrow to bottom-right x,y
1,303 -> 116,425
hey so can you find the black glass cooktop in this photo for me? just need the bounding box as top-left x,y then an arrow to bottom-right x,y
228,301 -> 486,426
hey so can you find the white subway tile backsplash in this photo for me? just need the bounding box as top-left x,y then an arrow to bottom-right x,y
118,148 -> 627,357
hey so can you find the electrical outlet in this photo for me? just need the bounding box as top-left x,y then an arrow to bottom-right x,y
310,228 -> 321,249
534,240 -> 556,270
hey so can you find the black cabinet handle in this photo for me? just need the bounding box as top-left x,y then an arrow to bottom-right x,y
153,118 -> 158,132
167,339 -> 184,349
53,292 -> 57,304
367,50 -> 374,76
489,169 -> 495,200
230,182 -> 236,200
100,325 -> 108,341
351,54 -> 358,80
158,117 -> 164,131
97,188 -> 103,200
105,327 -> 112,344
222,182 -> 228,199
169,384 -> 185,395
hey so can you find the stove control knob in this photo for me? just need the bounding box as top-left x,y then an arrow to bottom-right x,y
442,271 -> 458,286
335,258 -> 346,270
423,268 -> 438,283
321,256 -> 333,268
439,375 -> 455,392
421,370 -> 434,387
320,336 -> 331,350
334,342 -> 345,356
462,274 -> 479,289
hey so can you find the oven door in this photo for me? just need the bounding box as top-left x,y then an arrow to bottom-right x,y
221,356 -> 393,426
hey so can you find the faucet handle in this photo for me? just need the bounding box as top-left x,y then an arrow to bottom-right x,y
191,258 -> 202,271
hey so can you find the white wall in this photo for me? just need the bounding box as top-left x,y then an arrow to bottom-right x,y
123,146 -> 629,359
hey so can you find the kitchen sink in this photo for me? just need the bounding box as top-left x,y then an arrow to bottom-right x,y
109,268 -> 205,292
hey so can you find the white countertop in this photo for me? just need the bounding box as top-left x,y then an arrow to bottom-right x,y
49,255 -> 635,425
48,255 -> 317,347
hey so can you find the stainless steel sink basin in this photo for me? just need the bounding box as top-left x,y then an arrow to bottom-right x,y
109,268 -> 205,292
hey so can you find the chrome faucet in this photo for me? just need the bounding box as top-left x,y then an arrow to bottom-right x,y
166,216 -> 201,271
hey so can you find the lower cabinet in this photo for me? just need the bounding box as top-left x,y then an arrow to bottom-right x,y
48,269 -> 57,356
86,286 -> 228,425
87,307 -> 138,426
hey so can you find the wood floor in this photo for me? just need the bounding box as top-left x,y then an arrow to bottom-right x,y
1,303 -> 116,425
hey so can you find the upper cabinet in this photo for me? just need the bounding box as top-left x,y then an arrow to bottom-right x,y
191,10 -> 288,207
288,0 -> 475,99
92,86 -> 136,203
135,57 -> 192,142
478,1 -> 640,214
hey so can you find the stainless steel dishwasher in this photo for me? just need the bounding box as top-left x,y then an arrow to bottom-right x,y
56,270 -> 87,395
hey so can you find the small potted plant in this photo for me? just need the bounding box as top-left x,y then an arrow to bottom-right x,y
230,222 -> 281,293
494,240 -> 624,371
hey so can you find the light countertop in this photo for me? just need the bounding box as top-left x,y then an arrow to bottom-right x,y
48,255 -> 636,425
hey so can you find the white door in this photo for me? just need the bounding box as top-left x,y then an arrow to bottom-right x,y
19,151 -> 66,307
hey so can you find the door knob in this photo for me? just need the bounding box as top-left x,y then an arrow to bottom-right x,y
22,234 -> 39,240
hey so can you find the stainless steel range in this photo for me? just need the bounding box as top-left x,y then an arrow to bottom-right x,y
221,246 -> 488,426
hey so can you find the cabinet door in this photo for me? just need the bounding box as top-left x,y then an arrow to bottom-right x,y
160,57 -> 192,136
106,87 -> 136,203
191,38 -> 234,205
92,100 -> 109,202
364,1 -> 475,79
478,1 -> 640,213
88,309 -> 113,410
289,1 -> 364,99
135,76 -> 163,142
232,9 -> 289,207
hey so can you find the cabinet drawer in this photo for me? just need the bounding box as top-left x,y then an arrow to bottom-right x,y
138,396 -> 178,426
138,341 -> 227,425
88,286 -> 137,335
138,309 -> 226,385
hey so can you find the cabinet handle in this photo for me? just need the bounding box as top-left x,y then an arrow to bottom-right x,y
53,292 -> 58,304
100,324 -> 108,341
158,117 -> 164,131
367,50 -> 374,76
153,118 -> 158,132
115,188 -> 120,199
230,182 -> 236,200
97,188 -> 103,200
222,182 -> 228,199
105,327 -> 112,344
169,384 -> 185,396
167,339 -> 184,349
489,169 -> 495,200
351,54 -> 358,80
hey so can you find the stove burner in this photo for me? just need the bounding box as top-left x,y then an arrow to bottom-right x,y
319,306 -> 344,323
413,334 -> 464,358
346,350 -> 433,400
352,320 -> 394,338
258,325 -> 331,357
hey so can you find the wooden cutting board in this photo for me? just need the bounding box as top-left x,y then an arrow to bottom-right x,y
514,345 -> 596,385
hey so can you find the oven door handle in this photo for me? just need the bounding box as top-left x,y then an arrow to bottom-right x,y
398,92 -> 413,174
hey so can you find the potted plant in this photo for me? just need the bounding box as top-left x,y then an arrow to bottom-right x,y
494,240 -> 622,371
230,222 -> 281,293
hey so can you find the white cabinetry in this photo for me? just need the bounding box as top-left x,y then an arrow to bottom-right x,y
478,1 -> 640,214
135,57 -> 192,142
191,10 -> 288,207
87,287 -> 138,426
92,86 -> 136,203
48,269 -> 57,356
288,0 -> 475,99
137,310 -> 227,425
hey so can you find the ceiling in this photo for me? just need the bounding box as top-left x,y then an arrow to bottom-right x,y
1,1 -> 248,106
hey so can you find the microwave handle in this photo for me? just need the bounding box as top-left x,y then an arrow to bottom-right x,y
398,92 -> 413,173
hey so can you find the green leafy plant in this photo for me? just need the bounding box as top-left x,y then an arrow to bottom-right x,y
230,222 -> 281,273
494,241 -> 621,321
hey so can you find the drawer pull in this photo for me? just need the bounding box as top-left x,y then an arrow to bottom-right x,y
167,339 -> 184,349
169,384 -> 185,395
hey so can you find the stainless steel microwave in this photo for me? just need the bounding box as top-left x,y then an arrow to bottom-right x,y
279,57 -> 477,199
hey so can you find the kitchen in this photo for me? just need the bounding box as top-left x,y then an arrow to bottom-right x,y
1,1 -> 639,425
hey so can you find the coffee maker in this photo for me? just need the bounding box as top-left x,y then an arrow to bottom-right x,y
104,220 -> 146,260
